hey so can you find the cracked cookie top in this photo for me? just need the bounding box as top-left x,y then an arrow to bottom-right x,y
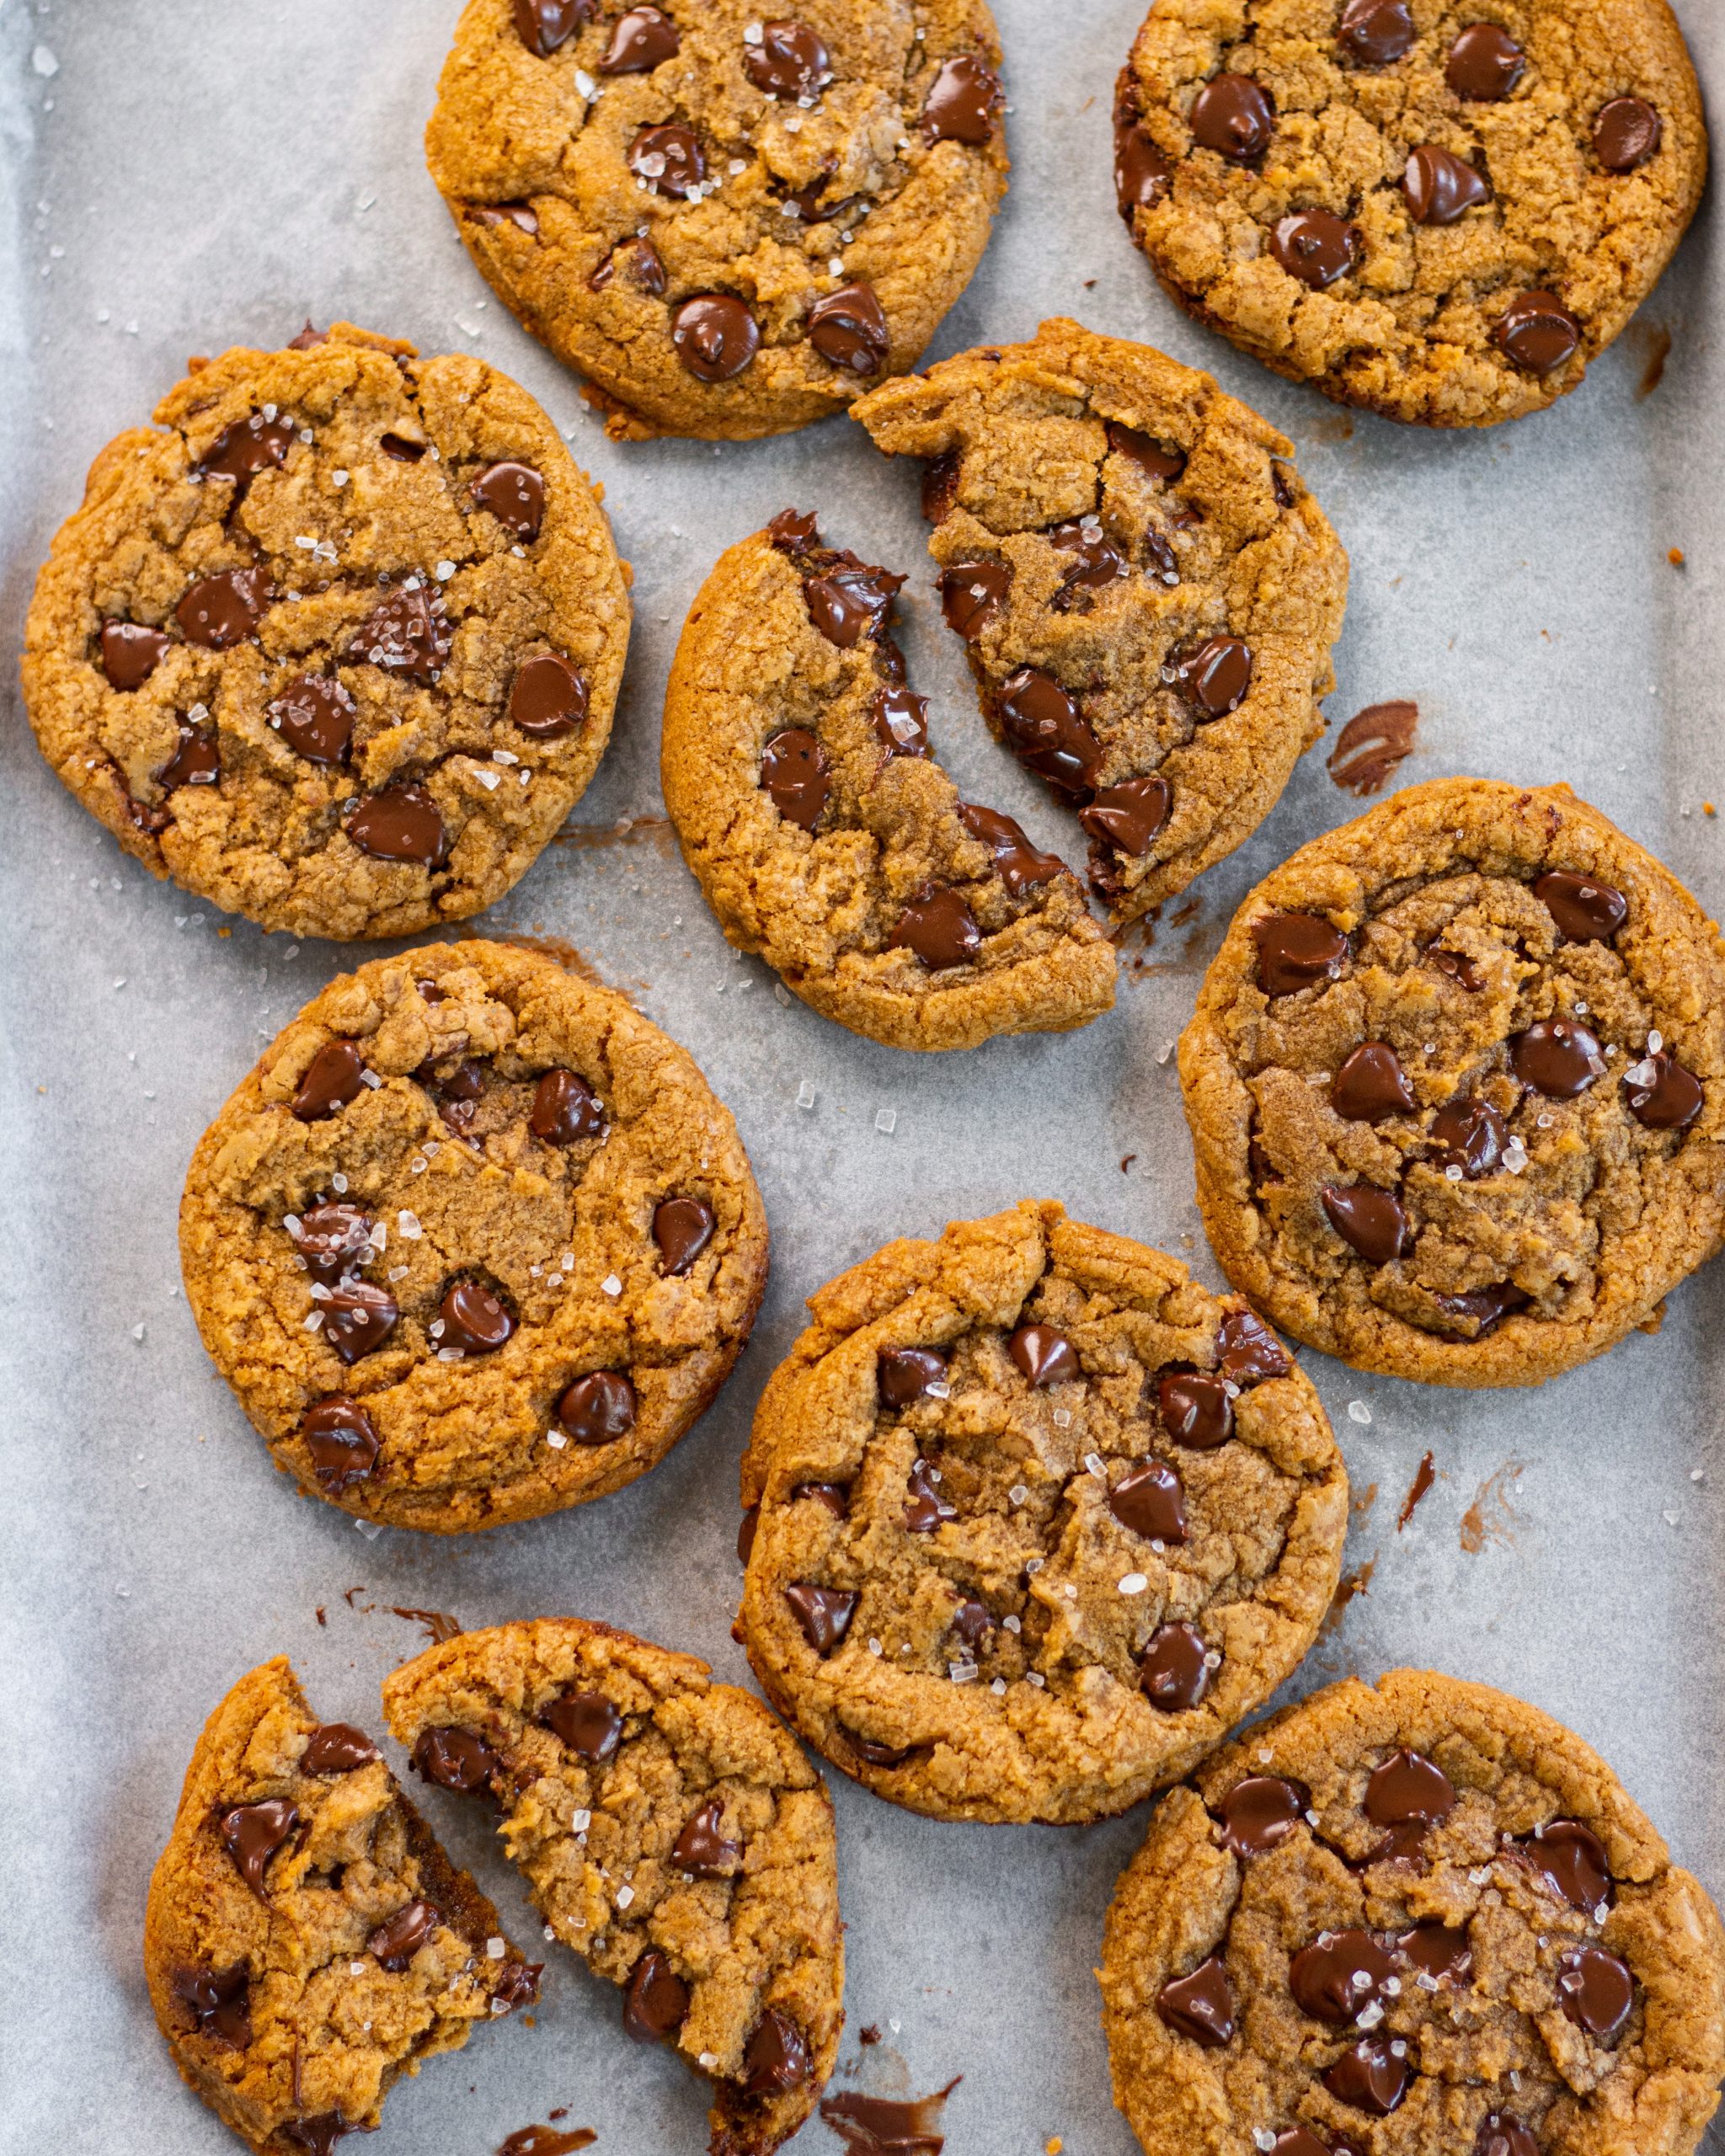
427,0 -> 1008,440
852,319 -> 1348,925
661,510 -> 1117,1050
1114,0 -> 1706,428
737,1200 -> 1347,1824
1178,778 -> 1725,1388
22,323 -> 629,938
382,1618 -> 843,2156
1100,1669 -> 1725,2156
143,1656 -> 537,2156
179,939 -> 768,1533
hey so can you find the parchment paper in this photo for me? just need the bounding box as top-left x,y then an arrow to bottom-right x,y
3,2 -> 1723,2149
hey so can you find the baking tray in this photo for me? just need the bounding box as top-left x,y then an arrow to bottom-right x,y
3,1 -> 1723,2149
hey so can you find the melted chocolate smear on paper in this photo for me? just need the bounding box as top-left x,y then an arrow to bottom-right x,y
1461,1460 -> 1525,1552
820,2077 -> 962,2153
1397,1451 -> 1437,1531
495,2130 -> 596,2155
1328,701 -> 1418,796
1317,1558 -> 1375,1642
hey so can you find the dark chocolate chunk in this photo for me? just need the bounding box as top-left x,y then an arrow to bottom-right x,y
177,567 -> 270,649
301,1724 -> 379,1774
531,1068 -> 606,1144
873,683 -> 931,758
514,0 -> 592,56
1446,22 -> 1525,99
100,619 -> 170,689
997,666 -> 1103,794
745,18 -> 831,98
1008,1323 -> 1079,1387
437,1278 -> 514,1355
291,1040 -> 367,1121
673,1798 -> 743,1876
346,585 -> 451,682
1291,1928 -> 1397,2023
1533,869 -> 1626,941
1160,1370 -> 1232,1449
1323,2038 -> 1409,2114
1493,292 -> 1581,374
1594,96 -> 1661,171
1216,1310 -> 1290,1383
1108,1460 -> 1187,1543
889,886 -> 981,969
760,728 -> 830,829
301,1398 -> 381,1493
323,1283 -> 400,1365
808,283 -> 889,374
292,1201 -> 373,1283
1219,1774 -> 1304,1856
557,1371 -> 637,1444
1332,1042 -> 1414,1122
543,1689 -> 623,1760
1156,1955 -> 1234,2045
1140,1621 -> 1210,1710
1429,1094 -> 1507,1178
1190,73 -> 1274,160
785,1582 -> 857,1654
744,2009 -> 812,2094
804,561 -> 901,647
957,800 -> 1065,892
1080,773 -> 1172,857
629,122 -> 706,198
1557,1944 -> 1634,2041
1271,211 -> 1359,289
510,654 -> 589,737
1252,913 -> 1347,995
601,5 -> 679,72
172,1962 -> 251,2047
1510,1017 -> 1605,1097
1167,634 -> 1252,715
412,1725 -> 497,1792
1403,145 -> 1491,224
937,558 -> 1011,639
367,1899 -> 438,1971
344,783 -> 447,867
654,1196 -> 716,1276
218,1797 -> 300,1895
879,1347 -> 948,1405
1321,1183 -> 1409,1265
921,53 -> 1001,144
623,1950 -> 690,2041
269,675 -> 355,764
671,294 -> 760,381
1624,1050 -> 1703,1131
1338,0 -> 1415,66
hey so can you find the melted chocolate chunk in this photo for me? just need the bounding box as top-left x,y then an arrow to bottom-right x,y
671,294 -> 760,381
172,1963 -> 251,2047
1216,1310 -> 1290,1383
1557,1944 -> 1634,2040
367,1899 -> 438,1971
1477,2116 -> 1537,2156
270,674 -> 355,763
737,1506 -> 760,1564
1399,1921 -> 1471,1982
768,509 -> 820,552
938,558 -> 1012,639
952,1597 -> 992,1652
921,53 -> 1001,144
1533,868 -> 1626,941
510,653 -> 589,737
601,4 -> 679,72
1523,1817 -> 1612,1909
1510,1017 -> 1604,1097
219,1797 -> 300,1894
879,1347 -> 948,1405
293,1201 -> 373,1283
345,783 -> 447,867
1446,21 -> 1525,99
1431,1282 -> 1529,1339
531,1067 -> 606,1144
672,1797 -> 743,1876
1429,947 -> 1483,990
785,1582 -> 857,1654
1253,913 -> 1348,995
623,1949 -> 690,2042
470,460 -> 545,541
1429,1093 -> 1507,1178
1366,1747 -> 1455,1827
744,2009 -> 812,2095
904,1457 -> 957,1534
1159,1370 -> 1232,1449
301,1723 -> 379,1774
1494,292 -> 1581,374
1049,517 -> 1127,600
1291,1929 -> 1397,2023
380,431 -> 429,461
793,1481 -> 849,1517
1218,1774 -> 1304,1856
292,1040 -> 367,1121
1324,2038 -> 1409,2114
466,199 -> 540,234
889,887 -> 981,969
413,1725 -> 496,1792
323,1283 -> 400,1364
1140,1621 -> 1210,1710
1109,1460 -> 1187,1544
846,1731 -> 916,1768
1322,1183 -> 1409,1265
1115,113 -> 1172,217
282,2113 -> 355,2154
177,567 -> 270,650
1156,1955 -> 1234,2044
557,1369 -> 637,1444
809,283 -> 889,374
997,667 -> 1103,794
1271,211 -> 1359,289
1107,421 -> 1186,484
514,0 -> 591,56
347,584 -> 451,682
873,683 -> 931,758
760,727 -> 830,828
630,121 -> 706,197
804,561 -> 902,647
544,1689 -> 622,1760
958,801 -> 1065,892
921,452 -> 961,523
438,1278 -> 514,1354
745,18 -> 831,97
1168,634 -> 1252,715
590,233 -> 667,294
159,723 -> 218,791
1625,1050 -> 1703,1131
1338,0 -> 1415,66
653,1195 -> 716,1277
1273,2135 -> 1353,2156
1008,1322 -> 1079,1387
99,619 -> 170,690
301,1397 -> 381,1493
1595,96 -> 1661,171
1332,1042 -> 1414,1122
1080,773 -> 1172,858
1191,72 -> 1274,161
1403,144 -> 1491,224
198,411 -> 296,499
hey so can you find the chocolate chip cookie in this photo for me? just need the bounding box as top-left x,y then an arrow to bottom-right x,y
144,1655 -> 538,2156
1114,0 -> 1706,427
22,323 -> 629,937
179,938 -> 767,1531
661,510 -> 1117,1050
1099,1668 -> 1725,2156
852,319 -> 1348,925
737,1200 -> 1347,1825
381,1618 -> 843,2156
427,0 -> 1008,440
1179,778 -> 1725,1386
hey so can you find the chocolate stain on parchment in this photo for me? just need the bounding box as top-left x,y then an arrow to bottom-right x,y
1397,1451 -> 1437,1532
339,1587 -> 462,1645
1352,1481 -> 1379,1524
1632,322 -> 1673,399
552,812 -> 674,851
1317,1557 -> 1375,1641
496,2128 -> 596,2156
1460,1460 -> 1525,1553
820,2079 -> 962,2153
1328,701 -> 1418,797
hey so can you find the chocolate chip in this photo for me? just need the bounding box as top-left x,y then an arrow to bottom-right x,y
269,675 -> 356,764
628,116 -> 707,198
291,1041 -> 367,1122
921,453 -> 960,523
1114,115 -> 1172,217
283,2116 -> 355,2155
437,1279 -> 514,1355
543,1689 -> 622,1760
323,1283 -> 400,1364
531,1067 -> 606,1143
1107,421 -> 1186,484
1162,1370 -> 1235,1449
1625,1049 -> 1703,1131
413,1725 -> 496,1792
1322,1184 -> 1409,1265
672,293 -> 761,381
673,1798 -> 743,1876
1595,95 -> 1661,171
1271,210 -> 1360,290
557,1370 -> 638,1444
737,1506 -> 760,1564
367,1899 -> 438,1971
506,650 -> 589,739
879,1346 -> 948,1404
177,567 -> 270,650
1533,868 -> 1626,941
808,283 -> 890,375
938,559 -> 1012,640
1494,291 -> 1581,374
1510,1017 -> 1604,1097
301,1398 -> 381,1492
785,1582 -> 857,1654
470,461 -> 545,542
804,562 -> 902,647
345,783 -> 447,867
889,886 -> 981,969
489,1960 -> 541,2013
1252,913 -> 1348,995
1218,1774 -> 1304,1856
745,18 -> 831,97
1446,21 -> 1525,98
1190,72 -> 1274,160
1332,1043 -> 1414,1122
951,1598 -> 992,1652
760,728 -> 830,828
744,2009 -> 812,2095
1327,698 -> 1419,794
380,432 -> 429,462
513,0 -> 591,56
199,411 -> 296,503
1398,1921 -> 1471,1982
782,174 -> 864,223
466,200 -> 540,234
1008,1323 -> 1079,1387
997,667 -> 1103,794
769,509 -> 820,552
1557,1944 -> 1634,2041
1324,2038 -> 1409,2114
1477,2115 -> 1538,2156
1272,2135 -> 1347,2156
1291,1928 -> 1397,2023
623,1950 -> 690,2042
302,1723 -> 379,1774
1141,1621 -> 1210,1710
1156,1954 -> 1233,2045
161,722 -> 220,791
218,1797 -> 300,1895
1338,0 -> 1414,65
904,1456 -> 957,1534
1168,635 -> 1252,715
1049,518 -> 1128,601
590,234 -> 667,294
1431,1282 -> 1529,1339
601,4 -> 679,71
921,53 -> 1001,144
1429,946 -> 1482,990
1216,1310 -> 1290,1384
292,1202 -> 373,1283
1109,1460 -> 1187,1544
846,1731 -> 916,1767
1079,774 -> 1172,858
957,801 -> 1065,893
793,1481 -> 849,1517
873,684 -> 931,758
1523,1817 -> 1612,1909
654,1196 -> 715,1275
347,585 -> 452,682
1402,145 -> 1491,224
1366,1747 -> 1455,1827
172,1963 -> 251,2047
99,619 -> 170,690
1429,1093 -> 1508,1177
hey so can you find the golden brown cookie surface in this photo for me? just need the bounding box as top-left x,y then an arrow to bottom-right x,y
853,319 -> 1348,923
22,323 -> 628,939
1114,0 -> 1706,427
1179,778 -> 1725,1386
1100,1669 -> 1725,2156
143,1656 -> 537,2155
382,1618 -> 843,2156
427,0 -> 1008,440
739,1201 -> 1347,1824
179,939 -> 767,1532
